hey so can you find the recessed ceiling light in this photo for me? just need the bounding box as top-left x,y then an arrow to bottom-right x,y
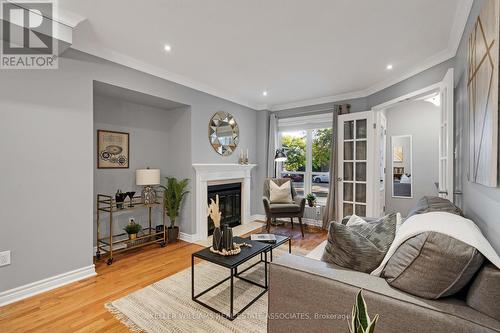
386,64 -> 393,70
164,44 -> 172,52
262,91 -> 268,96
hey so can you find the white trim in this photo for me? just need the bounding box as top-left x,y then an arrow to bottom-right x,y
192,164 -> 257,242
179,232 -> 197,243
372,82 -> 442,111
0,265 -> 96,307
70,44 -> 261,110
65,0 -> 472,113
278,112 -> 334,131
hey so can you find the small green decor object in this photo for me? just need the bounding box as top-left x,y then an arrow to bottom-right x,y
124,220 -> 142,240
306,193 -> 317,207
348,290 -> 379,333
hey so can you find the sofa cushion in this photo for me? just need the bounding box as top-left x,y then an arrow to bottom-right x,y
382,231 -> 484,299
321,213 -> 397,273
467,264 -> 500,321
269,179 -> 293,203
407,196 -> 463,219
269,203 -> 301,213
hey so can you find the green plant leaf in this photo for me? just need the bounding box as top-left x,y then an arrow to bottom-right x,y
366,314 -> 379,333
351,296 -> 358,333
356,290 -> 369,330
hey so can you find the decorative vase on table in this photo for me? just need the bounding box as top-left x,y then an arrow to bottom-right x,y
222,225 -> 234,251
212,227 -> 223,251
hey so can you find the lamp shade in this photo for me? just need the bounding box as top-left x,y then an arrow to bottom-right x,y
136,168 -> 160,186
274,148 -> 287,162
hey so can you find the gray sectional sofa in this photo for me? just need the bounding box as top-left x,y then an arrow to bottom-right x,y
268,197 -> 500,333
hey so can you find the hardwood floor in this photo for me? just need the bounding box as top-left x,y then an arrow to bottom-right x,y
0,223 -> 326,333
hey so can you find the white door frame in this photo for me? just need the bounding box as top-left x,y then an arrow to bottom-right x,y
371,68 -> 455,204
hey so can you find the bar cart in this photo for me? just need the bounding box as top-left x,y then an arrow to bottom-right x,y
96,193 -> 166,265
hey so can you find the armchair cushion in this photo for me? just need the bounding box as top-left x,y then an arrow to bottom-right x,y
269,203 -> 301,213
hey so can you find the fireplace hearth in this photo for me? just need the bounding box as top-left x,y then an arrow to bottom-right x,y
207,182 -> 241,236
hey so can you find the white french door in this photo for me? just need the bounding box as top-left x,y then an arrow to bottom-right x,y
439,68 -> 454,201
338,111 -> 375,218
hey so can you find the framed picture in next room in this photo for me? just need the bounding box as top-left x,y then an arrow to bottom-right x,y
97,130 -> 129,169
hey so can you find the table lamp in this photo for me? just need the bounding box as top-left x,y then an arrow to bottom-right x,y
136,168 -> 160,205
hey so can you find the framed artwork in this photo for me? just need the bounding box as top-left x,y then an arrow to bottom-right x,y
393,146 -> 403,162
468,0 -> 499,187
97,130 -> 129,169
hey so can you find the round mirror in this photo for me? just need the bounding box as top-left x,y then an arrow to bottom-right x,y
208,111 -> 239,156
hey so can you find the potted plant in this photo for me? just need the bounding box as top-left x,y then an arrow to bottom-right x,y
160,177 -> 189,242
348,290 -> 379,333
123,219 -> 142,240
306,193 -> 317,207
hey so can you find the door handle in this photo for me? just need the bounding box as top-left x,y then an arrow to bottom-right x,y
337,177 -> 343,182
438,190 -> 448,195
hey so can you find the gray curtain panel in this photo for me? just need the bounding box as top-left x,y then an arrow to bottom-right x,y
322,106 -> 340,228
267,113 -> 278,178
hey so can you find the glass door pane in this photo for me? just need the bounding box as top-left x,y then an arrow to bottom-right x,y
340,113 -> 372,219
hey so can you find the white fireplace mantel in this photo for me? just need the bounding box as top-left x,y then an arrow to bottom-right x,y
192,163 -> 257,241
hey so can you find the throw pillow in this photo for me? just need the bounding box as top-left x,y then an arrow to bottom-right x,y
381,231 -> 484,299
406,196 -> 463,219
346,214 -> 366,227
269,179 -> 293,204
321,213 -> 397,273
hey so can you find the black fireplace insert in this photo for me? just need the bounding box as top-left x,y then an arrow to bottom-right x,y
207,182 -> 241,236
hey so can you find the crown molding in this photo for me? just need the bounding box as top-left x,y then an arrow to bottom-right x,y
69,0 -> 472,113
70,44 -> 261,110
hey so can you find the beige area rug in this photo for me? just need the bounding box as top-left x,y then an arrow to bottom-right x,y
106,245 -> 309,333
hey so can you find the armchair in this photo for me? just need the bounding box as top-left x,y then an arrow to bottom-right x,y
262,178 -> 306,237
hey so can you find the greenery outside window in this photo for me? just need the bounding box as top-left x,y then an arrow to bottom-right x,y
278,114 -> 333,205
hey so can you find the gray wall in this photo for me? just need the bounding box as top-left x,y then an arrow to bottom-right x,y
0,49 -> 260,292
453,0 -> 500,253
385,101 -> 440,216
93,94 -> 191,244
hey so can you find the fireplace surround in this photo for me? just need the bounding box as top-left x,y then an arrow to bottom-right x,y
192,164 -> 256,241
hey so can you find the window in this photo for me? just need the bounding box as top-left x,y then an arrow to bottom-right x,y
278,114 -> 333,205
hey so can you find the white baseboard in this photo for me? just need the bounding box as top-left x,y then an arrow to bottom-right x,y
179,232 -> 197,243
0,265 -> 96,307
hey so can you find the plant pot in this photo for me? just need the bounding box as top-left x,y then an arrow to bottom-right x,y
128,233 -> 137,240
167,226 -> 179,243
307,200 -> 316,207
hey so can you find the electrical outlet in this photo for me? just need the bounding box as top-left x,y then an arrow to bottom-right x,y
0,251 -> 11,267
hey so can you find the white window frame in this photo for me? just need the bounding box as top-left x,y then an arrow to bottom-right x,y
278,113 -> 333,204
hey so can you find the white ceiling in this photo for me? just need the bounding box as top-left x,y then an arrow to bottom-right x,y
59,0 -> 472,110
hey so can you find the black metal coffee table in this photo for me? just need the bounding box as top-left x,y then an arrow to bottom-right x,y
191,237 -> 272,321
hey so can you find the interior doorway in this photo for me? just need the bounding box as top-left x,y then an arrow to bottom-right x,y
371,69 -> 455,217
